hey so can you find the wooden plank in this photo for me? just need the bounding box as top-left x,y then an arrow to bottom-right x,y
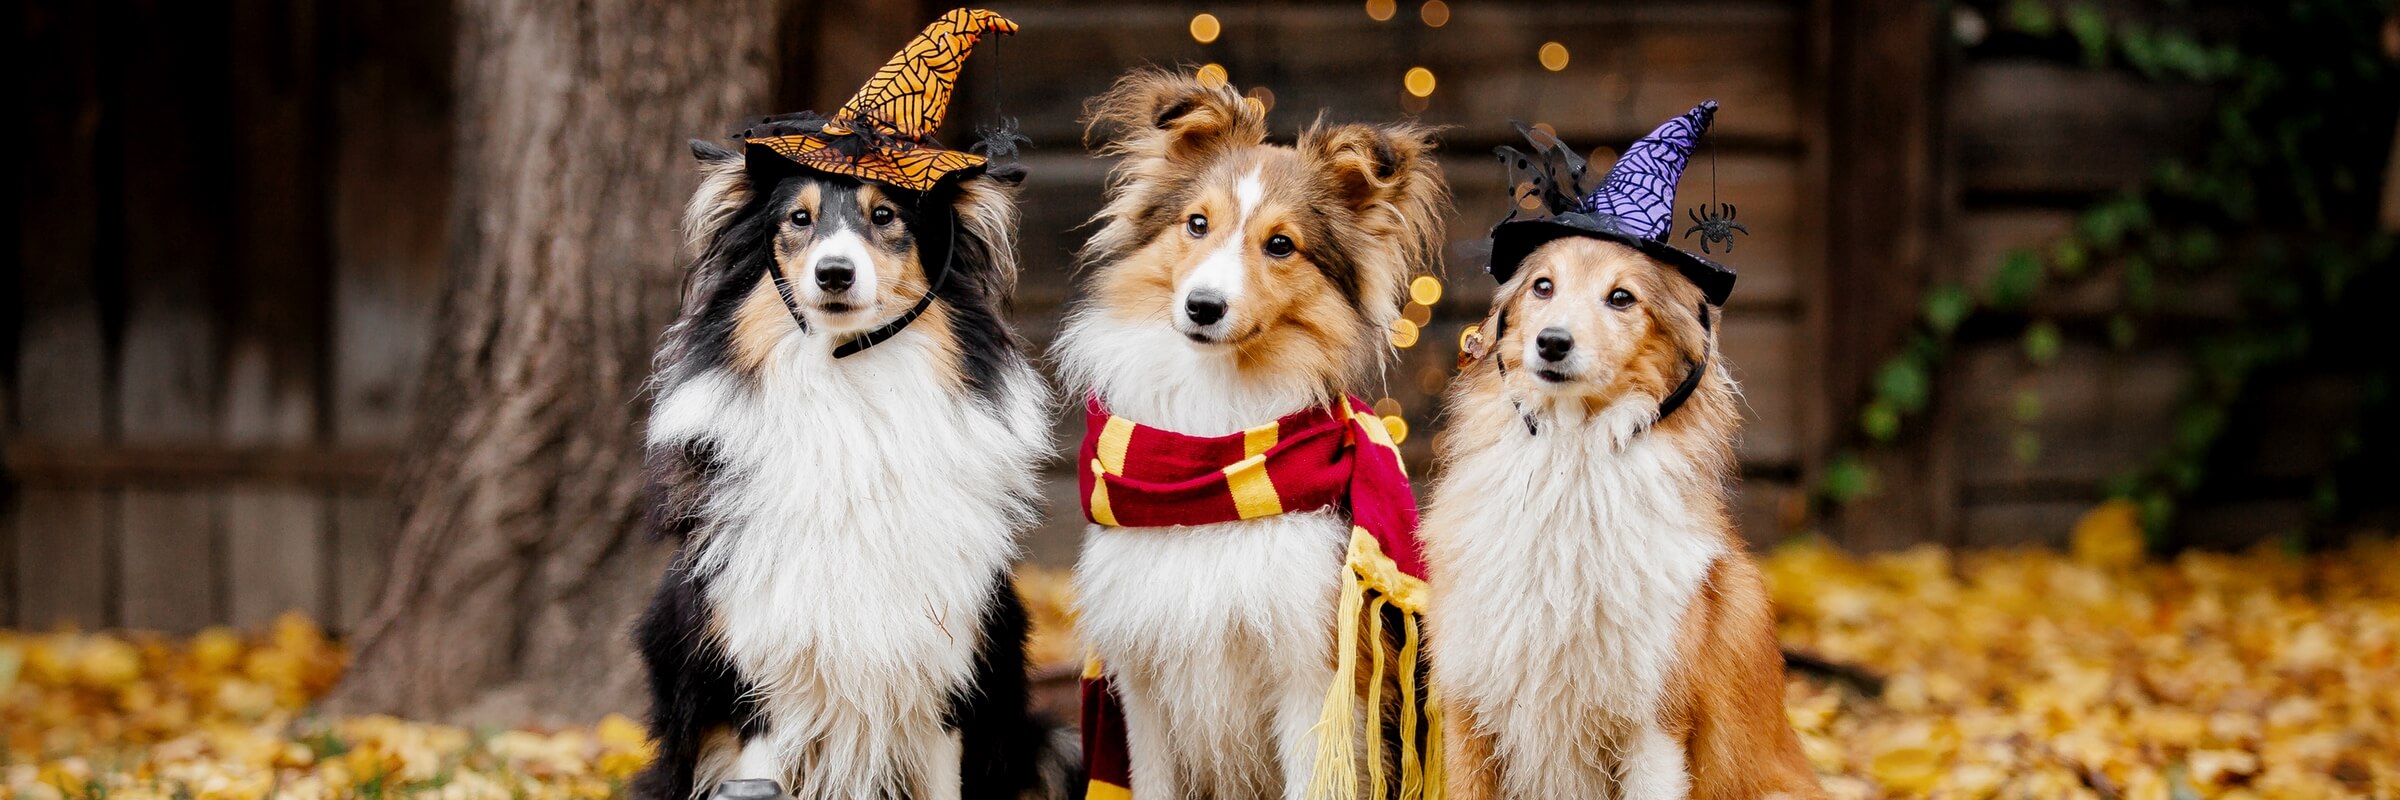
225,489 -> 320,626
1721,315 -> 1799,466
995,4 -> 1799,148
328,0 -> 451,446
15,0 -> 113,628
222,0 -> 330,627
3,442 -> 399,486
112,0 -> 234,632
1959,500 -> 2086,550
119,489 -> 217,631
331,488 -> 394,632
1956,209 -> 2239,319
12,490 -> 110,628
1954,60 -> 2211,197
1735,477 -> 1805,549
1816,0 -> 1947,550
1950,340 -> 2183,489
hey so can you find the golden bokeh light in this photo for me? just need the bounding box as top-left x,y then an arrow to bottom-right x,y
1539,41 -> 1571,72
1459,323 -> 1484,352
1382,415 -> 1410,444
1402,302 -> 1433,327
1246,85 -> 1276,112
1189,13 -> 1221,44
1389,317 -> 1421,348
1409,275 -> 1444,306
1365,0 -> 1396,22
1373,397 -> 1403,417
1400,91 -> 1430,114
1403,66 -> 1437,97
1196,63 -> 1229,88
1420,0 -> 1450,27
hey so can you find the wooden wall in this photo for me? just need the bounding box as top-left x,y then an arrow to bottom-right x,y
1892,5 -> 2342,551
11,0 -> 2301,632
5,0 -> 451,632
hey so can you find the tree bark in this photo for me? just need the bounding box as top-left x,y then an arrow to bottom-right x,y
329,0 -> 796,724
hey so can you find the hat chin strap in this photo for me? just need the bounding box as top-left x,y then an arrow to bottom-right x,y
761,211 -> 958,360
1651,300 -> 1711,421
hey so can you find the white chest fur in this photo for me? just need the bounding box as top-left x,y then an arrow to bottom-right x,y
1055,314 -> 1350,796
1425,402 -> 1725,797
647,331 -> 1048,797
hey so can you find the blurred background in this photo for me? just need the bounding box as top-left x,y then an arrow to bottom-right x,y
7,0 -> 2399,725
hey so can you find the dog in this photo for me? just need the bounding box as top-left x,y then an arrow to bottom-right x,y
1423,235 -> 1822,799
630,137 -> 1070,800
1052,68 -> 1448,798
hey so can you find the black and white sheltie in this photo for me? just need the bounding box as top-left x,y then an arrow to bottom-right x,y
631,139 -> 1070,800
1052,69 -> 1449,797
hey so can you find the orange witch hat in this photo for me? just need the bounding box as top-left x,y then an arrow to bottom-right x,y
740,8 -> 1018,192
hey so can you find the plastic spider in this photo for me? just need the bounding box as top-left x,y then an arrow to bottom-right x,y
1684,203 -> 1750,254
970,117 -> 1030,162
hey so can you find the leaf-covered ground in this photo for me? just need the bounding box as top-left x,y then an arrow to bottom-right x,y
7,506 -> 2397,798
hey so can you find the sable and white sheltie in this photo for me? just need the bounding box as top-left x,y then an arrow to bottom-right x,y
1052,69 -> 1449,797
1423,236 -> 1822,799
631,140 -> 1070,800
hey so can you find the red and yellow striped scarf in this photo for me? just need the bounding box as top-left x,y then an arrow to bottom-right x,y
1077,395 -> 1444,800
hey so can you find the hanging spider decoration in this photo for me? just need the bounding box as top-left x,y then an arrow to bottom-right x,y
970,117 -> 1030,162
1684,202 -> 1749,254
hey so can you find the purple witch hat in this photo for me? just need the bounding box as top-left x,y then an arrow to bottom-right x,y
1487,100 -> 1736,305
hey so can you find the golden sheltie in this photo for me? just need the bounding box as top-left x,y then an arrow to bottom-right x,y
1051,68 -> 1448,797
1423,236 -> 1823,799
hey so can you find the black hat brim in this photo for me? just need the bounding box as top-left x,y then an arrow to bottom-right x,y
1489,216 -> 1737,306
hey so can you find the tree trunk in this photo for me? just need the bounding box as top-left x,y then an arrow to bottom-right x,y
328,0 -> 796,724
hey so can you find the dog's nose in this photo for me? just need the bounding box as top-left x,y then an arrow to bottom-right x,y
814,258 -> 855,293
1184,290 -> 1227,326
1536,328 -> 1574,362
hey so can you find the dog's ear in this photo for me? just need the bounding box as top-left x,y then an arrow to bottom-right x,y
1082,68 -> 1266,164
683,139 -> 753,257
948,173 -> 1022,300
1301,122 -> 1452,327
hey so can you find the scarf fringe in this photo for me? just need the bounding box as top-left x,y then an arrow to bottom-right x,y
1308,527 -> 1444,800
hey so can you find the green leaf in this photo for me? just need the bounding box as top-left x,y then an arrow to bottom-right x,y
2078,204 -> 2127,249
2022,320 -> 2064,365
1922,283 -> 1974,336
2108,314 -> 2138,349
2050,239 -> 2089,278
1860,400 -> 1903,442
1989,250 -> 2045,308
2176,229 -> 2220,267
1875,357 -> 1933,413
2124,257 -> 2158,309
2012,388 -> 2045,423
2012,430 -> 2044,464
2004,0 -> 2056,35
1821,453 -> 1880,502
2065,3 -> 2112,66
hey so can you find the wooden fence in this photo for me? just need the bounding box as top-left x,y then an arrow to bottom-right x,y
6,0 -> 2330,632
6,0 -> 450,632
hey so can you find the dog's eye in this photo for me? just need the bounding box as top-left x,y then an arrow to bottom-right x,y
1607,288 -> 1636,309
789,209 -> 812,228
1531,277 -> 1554,299
1263,234 -> 1295,258
871,206 -> 895,226
1187,214 -> 1209,238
